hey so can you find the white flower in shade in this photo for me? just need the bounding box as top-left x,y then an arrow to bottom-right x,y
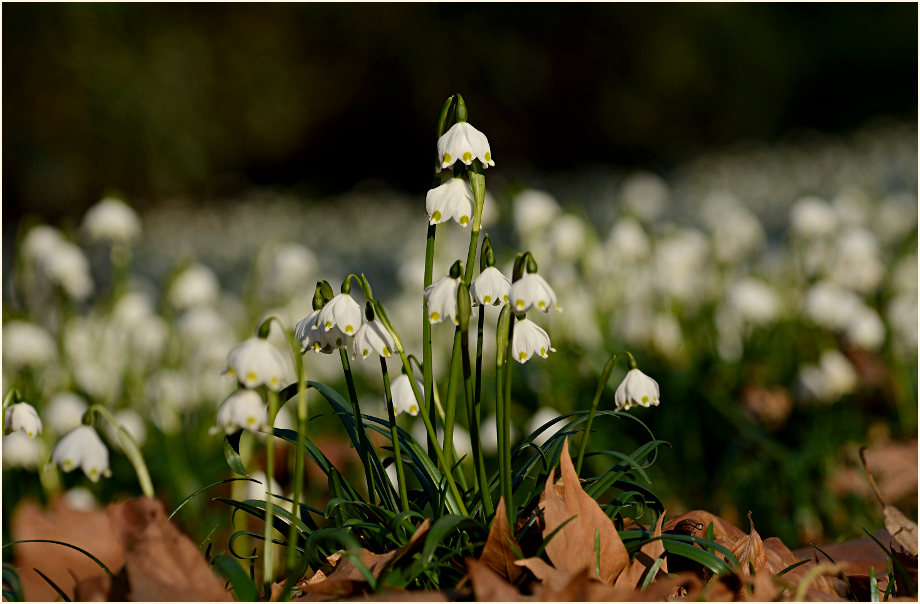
790,196 -> 838,238
52,426 -> 111,482
82,197 -> 142,244
614,368 -> 660,410
47,392 -> 89,435
846,306 -> 885,351
526,407 -> 563,447
168,264 -> 219,310
4,403 -> 42,438
2,431 -> 43,470
480,413 -> 518,454
267,243 -> 317,297
22,225 -> 64,263
213,389 -> 269,434
606,216 -> 651,262
436,122 -> 493,170
513,189 -> 560,236
620,172 -> 668,223
390,374 -> 422,416
295,310 -> 345,353
509,273 -> 561,313
424,276 -> 462,324
2,321 -> 57,367
105,409 -> 148,449
353,319 -> 395,359
797,349 -> 858,403
512,319 -> 555,363
728,278 -> 780,326
43,241 -> 93,300
317,293 -> 363,336
426,177 -> 475,227
226,338 -> 288,391
471,267 -> 510,306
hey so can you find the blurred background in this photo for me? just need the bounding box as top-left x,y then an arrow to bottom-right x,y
2,2 -> 917,568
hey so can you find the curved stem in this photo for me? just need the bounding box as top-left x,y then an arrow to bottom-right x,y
381,358 -> 409,512
283,328 -> 308,586
423,223 -> 437,462
464,310 -> 492,518
339,349 -> 376,502
575,353 -> 620,475
263,388 -> 279,591
89,404 -> 154,498
495,306 -> 514,527
442,330 -> 462,474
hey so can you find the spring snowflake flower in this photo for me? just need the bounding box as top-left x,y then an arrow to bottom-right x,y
22,225 -> 65,263
52,426 -> 111,482
213,389 -> 269,434
2,321 -> 57,368
44,240 -> 94,300
425,275 -> 465,324
82,197 -> 142,245
226,338 -> 288,391
353,319 -> 395,359
105,409 -> 148,449
390,374 -> 423,416
46,392 -> 89,435
426,177 -> 475,227
471,267 -> 510,306
295,310 -> 345,353
2,431 -> 43,470
437,121 -> 494,170
4,403 -> 42,439
614,368 -> 660,410
317,293 -> 363,336
168,263 -> 220,309
512,319 -> 555,363
509,273 -> 561,313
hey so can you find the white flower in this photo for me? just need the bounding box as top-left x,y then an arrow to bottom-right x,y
471,267 -> 510,306
2,431 -> 43,470
168,264 -> 220,309
2,321 -> 57,367
4,403 -> 42,439
620,172 -> 668,223
512,319 -> 555,363
424,276 -> 462,324
105,409 -> 148,449
426,177 -> 475,227
614,368 -> 660,410
353,319 -> 395,359
226,338 -> 289,391
436,121 -> 493,170
22,225 -> 64,263
317,293 -> 363,336
43,241 -> 93,300
213,389 -> 269,434
797,349 -> 858,403
549,214 -> 589,262
267,243 -> 317,297
52,426 -> 111,482
480,413 -> 518,454
526,407 -> 563,447
846,306 -> 885,351
82,197 -> 142,244
47,392 -> 89,435
390,374 -> 422,416
509,273 -> 561,313
727,278 -> 780,326
606,217 -> 651,262
513,189 -> 560,236
295,310 -> 345,353
790,196 -> 838,238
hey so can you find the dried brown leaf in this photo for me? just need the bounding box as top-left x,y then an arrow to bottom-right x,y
467,559 -> 526,601
614,511 -> 668,590
480,497 -> 524,584
663,509 -> 747,548
860,446 -> 919,557
732,511 -> 767,575
514,556 -> 573,586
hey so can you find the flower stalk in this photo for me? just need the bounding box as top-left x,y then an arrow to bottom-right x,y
88,404 -> 154,498
263,387 -> 279,591
381,357 -> 410,512
575,353 -> 620,474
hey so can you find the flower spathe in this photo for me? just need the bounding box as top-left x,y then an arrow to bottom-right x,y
51,426 -> 111,482
614,368 -> 660,410
226,337 -> 288,391
436,122 -> 494,171
317,293 -> 363,336
509,272 -> 561,313
4,402 -> 42,439
471,267 -> 510,306
295,310 -> 345,353
424,276 -> 465,324
213,389 -> 269,434
390,374 -> 423,416
426,177 -> 475,227
353,319 -> 395,359
512,319 -> 555,363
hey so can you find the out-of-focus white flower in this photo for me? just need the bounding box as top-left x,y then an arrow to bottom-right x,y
245,471 -> 282,502
390,374 -> 422,416
873,193 -> 917,245
426,177 -> 475,227
620,172 -> 668,223
105,409 -> 148,449
653,227 -> 711,306
479,413 -> 519,454
317,293 -> 363,336
526,407 -> 564,447
2,431 -> 43,470
797,349 -> 858,403
226,338 -> 289,391
437,121 -> 493,170
513,189 -> 560,236
168,264 -> 220,310
353,319 -> 395,359
52,426 -> 111,482
614,368 -> 660,411
790,196 -> 838,238
509,273 -> 561,313
424,276 -> 462,325
549,214 -> 589,262
804,281 -> 864,331
267,243 -> 317,296
4,403 -> 42,438
112,291 -> 155,327
702,193 -> 765,263
829,227 -> 884,294
22,225 -> 65,263
43,241 -> 94,300
471,267 -> 510,307
728,278 -> 780,325
886,293 -> 918,356
606,216 -> 651,262
63,487 -> 98,511
2,321 -> 57,368
47,392 -> 89,435
295,310 -> 345,353
213,389 -> 268,434
82,197 -> 142,245
511,319 -> 555,363
846,306 -> 885,351
273,405 -> 296,431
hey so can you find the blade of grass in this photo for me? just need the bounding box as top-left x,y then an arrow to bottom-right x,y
213,554 -> 258,602
33,569 -> 70,602
2,541 -> 113,576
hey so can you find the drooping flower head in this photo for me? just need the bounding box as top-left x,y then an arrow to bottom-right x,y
424,268 -> 468,325
471,266 -> 510,307
509,257 -> 561,313
353,319 -> 396,359
512,318 -> 555,363
51,426 -> 111,482
213,389 -> 269,434
614,367 -> 660,411
4,402 -> 43,439
317,292 -> 363,336
437,121 -> 494,171
226,337 -> 289,391
426,177 -> 474,227
390,373 -> 423,416
296,309 -> 345,353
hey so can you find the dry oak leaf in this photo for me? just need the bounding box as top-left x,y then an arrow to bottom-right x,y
107,496 -> 232,601
467,559 -> 528,602
732,511 -> 767,576
663,509 -> 746,549
860,446 -> 919,557
480,496 -> 525,584
614,510 -> 668,590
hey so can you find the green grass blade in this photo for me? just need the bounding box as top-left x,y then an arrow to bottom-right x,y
33,568 -> 71,602
3,564 -> 24,602
170,477 -> 258,519
641,555 -> 666,590
662,539 -> 733,575
223,433 -> 249,476
861,529 -> 917,597
870,566 -> 879,602
2,540 -> 113,576
777,559 -> 810,575
213,554 -> 258,601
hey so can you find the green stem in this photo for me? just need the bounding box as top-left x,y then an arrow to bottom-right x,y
495,306 -> 514,527
442,330 -> 462,474
463,167 -> 486,286
263,388 -> 279,592
463,310 -> 492,518
423,223 -> 437,462
575,354 -> 620,475
283,331 -> 308,588
381,358 -> 409,512
89,404 -> 154,498
339,349 -> 376,502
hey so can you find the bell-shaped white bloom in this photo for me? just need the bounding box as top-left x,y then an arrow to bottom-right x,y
436,121 -> 494,170
46,392 -> 89,435
353,319 -> 395,359
2,321 -> 57,368
2,431 -> 43,470
82,197 -> 142,245
43,241 -> 93,301
213,389 -> 269,434
226,337 -> 288,391
295,310 -> 345,353
168,263 -> 220,310
4,403 -> 43,439
426,177 -> 475,227
509,273 -> 561,313
424,276 -> 460,324
614,368 -> 660,410
317,293 -> 363,336
512,319 -> 555,363
52,426 -> 111,482
471,267 -> 510,307
390,374 -> 422,416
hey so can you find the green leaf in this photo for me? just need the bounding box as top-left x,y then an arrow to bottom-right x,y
214,554 -> 258,601
662,539 -> 734,575
223,433 -> 249,476
777,559 -> 810,575
213,497 -> 309,544
2,564 -> 24,602
33,569 -> 71,602
860,529 -> 917,597
170,477 -> 259,520
641,555 -> 666,590
2,540 -> 113,576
